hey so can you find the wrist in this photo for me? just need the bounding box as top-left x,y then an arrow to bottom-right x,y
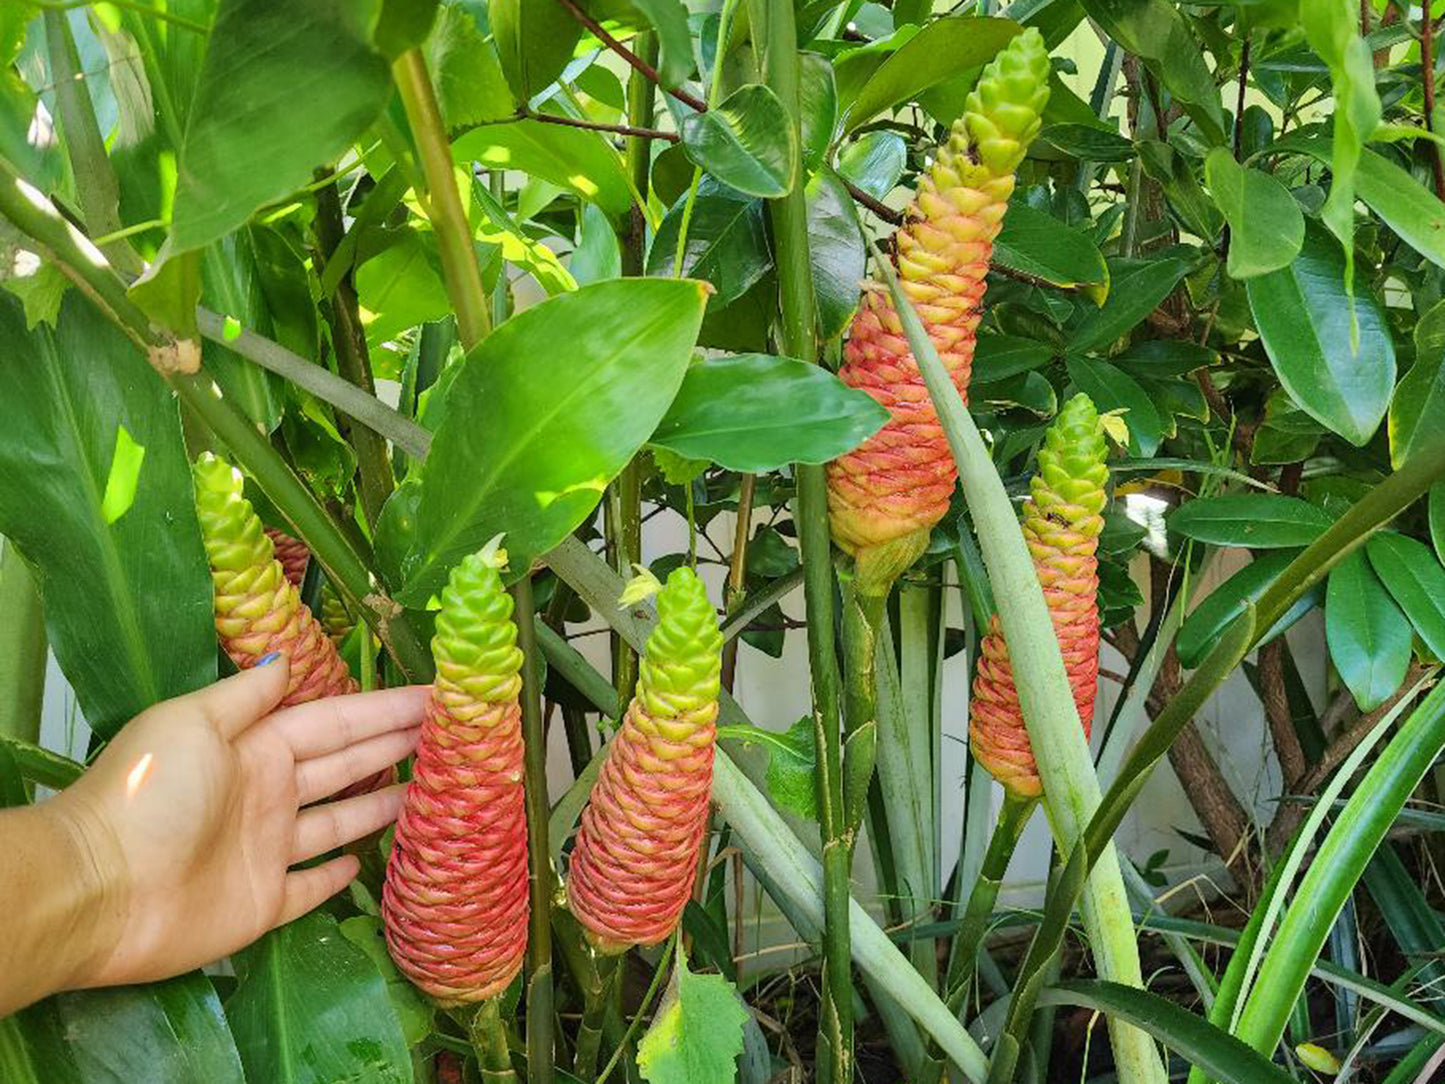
42,791 -> 130,991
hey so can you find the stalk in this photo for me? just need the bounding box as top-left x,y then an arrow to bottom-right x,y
392,49 -> 491,349
470,1000 -> 520,1084
744,1 -> 852,1079
572,952 -> 619,1079
0,541 -> 46,753
839,582 -> 884,843
720,473 -> 756,692
512,573 -> 555,1084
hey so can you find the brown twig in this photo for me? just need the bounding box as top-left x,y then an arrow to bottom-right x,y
1233,35 -> 1250,161
1423,13 -> 1445,200
520,107 -> 680,144
555,0 -> 707,112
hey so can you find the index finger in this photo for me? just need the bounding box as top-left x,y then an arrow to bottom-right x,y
266,685 -> 432,760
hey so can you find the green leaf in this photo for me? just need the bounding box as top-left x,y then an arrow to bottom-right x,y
1138,141 -> 1223,241
807,171 -> 866,340
719,718 -> 818,821
637,947 -> 749,1084
1064,356 -> 1163,456
227,912 -> 413,1083
0,734 -> 84,790
799,52 -> 838,173
680,83 -> 797,199
840,16 -> 1020,134
398,279 -> 707,603
100,426 -> 146,526
170,0 -> 391,252
571,202 -> 622,285
1078,0 -> 1224,142
1038,122 -> 1135,162
973,334 -> 1054,383
0,294 -> 214,738
650,353 -> 888,472
338,917 -> 434,1046
1367,532 -> 1445,663
1038,981 -> 1294,1084
128,246 -> 201,339
423,3 -> 515,129
355,229 -> 453,349
1167,493 -> 1333,548
453,121 -> 634,220
994,203 -> 1108,293
606,0 -> 692,87
1389,337 -> 1445,471
0,256 -> 67,329
472,178 -> 576,295
837,130 -> 907,201
491,0 -> 582,101
1246,223 -> 1396,446
1431,482 -> 1445,565
1175,551 -> 1317,669
1203,149 -> 1304,279
1326,551 -> 1412,712
973,371 -> 1057,416
16,973 -> 244,1084
202,235 -> 286,432
372,0 -> 439,58
1069,255 -> 1193,354
647,178 -> 770,309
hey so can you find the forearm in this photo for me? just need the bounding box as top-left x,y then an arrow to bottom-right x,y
0,799 -> 120,1017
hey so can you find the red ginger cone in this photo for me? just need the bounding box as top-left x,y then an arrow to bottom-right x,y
566,567 -> 723,953
970,393 -> 1109,798
382,546 -> 529,1003
192,454 -> 356,706
828,28 -> 1050,594
264,527 -> 310,587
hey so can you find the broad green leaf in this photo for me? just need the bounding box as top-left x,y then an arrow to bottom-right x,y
1167,493 -> 1332,548
637,947 -> 749,1084
398,279 -> 707,603
1138,140 -> 1223,241
840,16 -> 1020,133
837,130 -> 907,201
372,0 -> 439,58
1038,122 -> 1135,162
338,917 -> 434,1046
1175,551 -> 1317,669
1064,356 -> 1162,456
0,294 -> 214,738
650,353 -> 888,471
1431,482 -> 1445,565
994,203 -> 1108,294
593,0 -> 692,86
1069,255 -> 1193,354
227,912 -> 413,1083
806,171 -> 866,339
1114,339 -> 1216,377
0,734 -> 84,790
1203,149 -> 1303,279
1367,533 -> 1445,663
424,2 -> 514,128
570,202 -> 622,285
355,229 -> 452,349
202,235 -> 285,432
766,717 -> 819,821
1038,981 -> 1294,1084
472,178 -> 576,295
680,83 -> 797,199
1389,342 -> 1445,470
453,121 -> 634,220
1246,223 -> 1396,446
799,52 -> 838,173
128,246 -> 201,339
1326,551 -> 1412,711
1079,0 -> 1224,141
16,973 -> 244,1084
973,334 -> 1054,383
491,0 -> 581,101
973,371 -> 1057,416
170,0 -> 391,252
647,178 -> 770,309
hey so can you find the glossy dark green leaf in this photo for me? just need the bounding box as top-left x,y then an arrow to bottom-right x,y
973,334 -> 1054,383
399,279 -> 707,603
799,52 -> 838,173
837,130 -> 907,201
1079,0 -> 1225,141
1064,356 -> 1163,456
338,917 -> 434,1046
170,0 -> 391,252
1389,341 -> 1445,471
840,16 -> 1020,133
594,0 -> 692,86
1038,981 -> 1294,1084
16,973 -> 244,1084
647,177 -> 770,309
1168,493 -> 1332,548
1326,551 -> 1412,711
1069,255 -> 1193,354
1176,551 -> 1318,669
650,353 -> 887,471
491,0 -> 581,100
1113,339 -> 1216,378
806,171 -> 865,340
973,371 -> 1057,416
0,294 -> 214,738
1367,532 -> 1445,662
453,121 -> 634,219
1038,123 -> 1135,162
994,203 -> 1108,292
1137,140 -> 1223,241
1431,482 -> 1445,565
1246,223 -> 1396,446
227,912 -> 413,1083
1204,148 -> 1304,279
681,83 -> 797,198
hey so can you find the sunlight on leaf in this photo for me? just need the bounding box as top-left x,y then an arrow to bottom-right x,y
637,945 -> 748,1084
101,426 -> 145,526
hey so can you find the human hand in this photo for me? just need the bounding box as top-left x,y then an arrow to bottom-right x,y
45,655 -> 425,991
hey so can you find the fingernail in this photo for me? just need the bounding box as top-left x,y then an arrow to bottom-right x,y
256,652 -> 281,668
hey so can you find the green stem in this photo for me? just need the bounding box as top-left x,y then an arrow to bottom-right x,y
595,936 -> 675,1084
512,573 -> 555,1084
0,541 -> 47,756
392,49 -> 491,350
719,472 -> 756,692
840,584 -> 884,843
469,999 -> 519,1083
573,951 -> 619,1079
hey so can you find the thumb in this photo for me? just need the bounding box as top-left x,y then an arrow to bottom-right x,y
195,653 -> 291,739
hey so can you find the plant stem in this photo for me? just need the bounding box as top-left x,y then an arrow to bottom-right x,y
555,0 -> 705,112
595,936 -> 675,1084
469,999 -> 519,1083
840,583 -> 884,842
520,107 -> 676,144
720,473 -> 756,692
392,49 -> 491,350
0,541 -> 46,758
1423,12 -> 1445,200
572,951 -> 619,1080
512,573 -> 555,1084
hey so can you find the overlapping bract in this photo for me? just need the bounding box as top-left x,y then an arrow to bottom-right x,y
828,28 -> 1050,594
383,549 -> 530,1003
264,527 -> 310,587
567,567 -> 723,952
970,394 -> 1109,797
192,454 -> 356,706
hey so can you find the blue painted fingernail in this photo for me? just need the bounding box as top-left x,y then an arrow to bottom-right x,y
256,652 -> 281,667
